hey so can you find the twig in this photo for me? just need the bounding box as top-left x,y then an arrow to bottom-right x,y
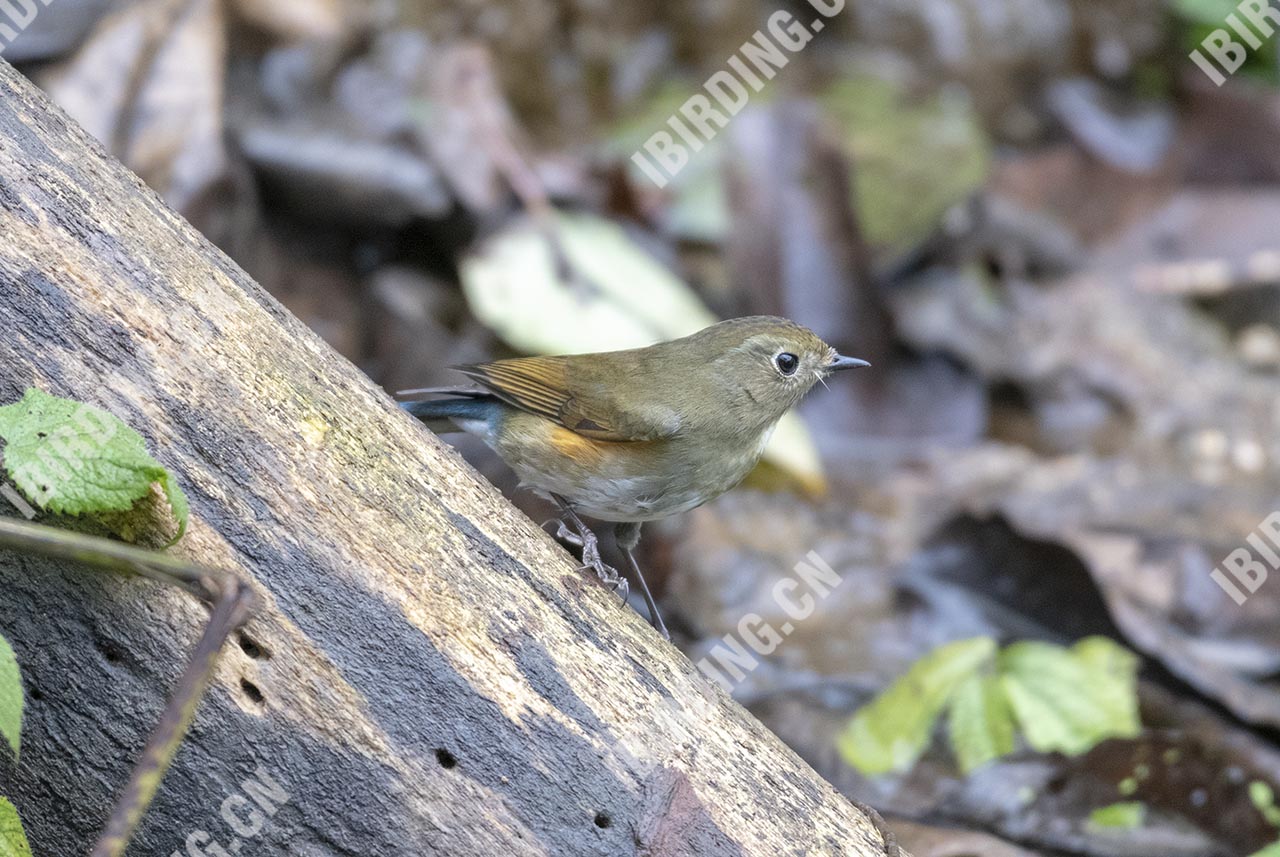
91,573 -> 253,857
0,517 -> 254,857
451,46 -> 606,302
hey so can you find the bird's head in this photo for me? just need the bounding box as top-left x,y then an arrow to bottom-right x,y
675,316 -> 869,429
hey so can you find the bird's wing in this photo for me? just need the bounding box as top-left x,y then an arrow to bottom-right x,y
453,356 -> 679,442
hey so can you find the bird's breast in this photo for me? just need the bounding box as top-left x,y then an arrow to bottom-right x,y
490,412 -> 773,522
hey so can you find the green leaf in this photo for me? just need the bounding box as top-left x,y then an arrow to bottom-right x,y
837,637 -> 997,775
1249,841 -> 1280,857
0,388 -> 164,515
0,797 -> 31,857
999,638 -> 1141,756
1250,780 -> 1280,826
1071,636 -> 1142,732
947,673 -> 1015,773
1171,1 -> 1280,84
1088,801 -> 1147,830
459,212 -> 827,494
0,634 -> 21,758
821,73 -> 989,259
0,389 -> 188,543
1251,780 -> 1275,812
1172,0 -> 1245,25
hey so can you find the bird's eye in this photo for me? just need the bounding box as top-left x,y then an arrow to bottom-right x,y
774,352 -> 799,376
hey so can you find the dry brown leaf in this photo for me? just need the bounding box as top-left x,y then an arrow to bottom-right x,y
230,0 -> 348,42
41,0 -> 228,218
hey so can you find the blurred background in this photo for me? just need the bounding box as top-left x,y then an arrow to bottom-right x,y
6,0 -> 1280,853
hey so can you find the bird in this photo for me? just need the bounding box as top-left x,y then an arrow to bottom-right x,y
399,316 -> 869,639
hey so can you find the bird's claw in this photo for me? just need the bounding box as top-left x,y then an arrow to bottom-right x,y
548,519 -> 584,549
575,527 -> 628,596
577,561 -> 629,599
549,516 -> 628,598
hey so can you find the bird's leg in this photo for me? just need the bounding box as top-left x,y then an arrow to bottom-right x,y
546,519 -> 584,549
550,494 -> 628,599
614,522 -> 670,640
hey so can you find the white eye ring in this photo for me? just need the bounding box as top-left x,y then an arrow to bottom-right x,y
774,352 -> 799,376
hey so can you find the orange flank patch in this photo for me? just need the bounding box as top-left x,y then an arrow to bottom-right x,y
547,423 -> 607,466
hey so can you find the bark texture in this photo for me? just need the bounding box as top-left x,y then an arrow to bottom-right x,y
0,59 -> 893,857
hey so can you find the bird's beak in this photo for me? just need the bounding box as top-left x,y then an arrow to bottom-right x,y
828,354 -> 871,371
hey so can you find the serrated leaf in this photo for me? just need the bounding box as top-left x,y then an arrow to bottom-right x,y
1072,636 -> 1141,729
0,634 -> 21,759
0,389 -> 189,543
459,212 -> 826,494
0,388 -> 164,515
999,639 -> 1141,756
947,673 -> 1015,773
838,637 -> 997,775
1088,801 -> 1146,830
0,797 -> 30,857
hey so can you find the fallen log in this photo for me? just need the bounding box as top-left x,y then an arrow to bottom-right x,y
0,58 -> 895,857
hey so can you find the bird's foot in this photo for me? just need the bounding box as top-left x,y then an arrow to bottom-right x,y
546,518 -> 583,548
547,519 -> 629,599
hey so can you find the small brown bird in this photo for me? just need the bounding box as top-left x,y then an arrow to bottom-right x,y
400,316 -> 868,638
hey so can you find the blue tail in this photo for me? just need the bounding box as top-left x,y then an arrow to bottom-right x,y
401,397 -> 500,435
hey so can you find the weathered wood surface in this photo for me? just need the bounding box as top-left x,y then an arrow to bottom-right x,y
0,59 -> 894,857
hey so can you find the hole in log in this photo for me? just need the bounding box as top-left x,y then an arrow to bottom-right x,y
594,813 -> 611,829
435,748 -> 457,769
238,632 -> 268,660
98,638 -> 126,665
240,678 -> 265,705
